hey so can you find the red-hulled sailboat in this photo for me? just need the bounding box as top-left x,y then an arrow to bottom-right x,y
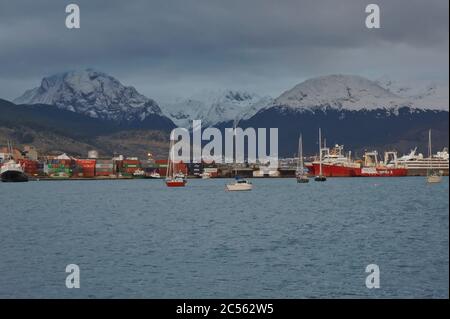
165,138 -> 187,187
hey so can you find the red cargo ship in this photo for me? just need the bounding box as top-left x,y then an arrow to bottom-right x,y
306,146 -> 409,177
306,144 -> 360,177
310,163 -> 360,177
358,167 -> 407,177
357,151 -> 407,177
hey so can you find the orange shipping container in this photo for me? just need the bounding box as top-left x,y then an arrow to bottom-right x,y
81,168 -> 95,178
76,159 -> 96,168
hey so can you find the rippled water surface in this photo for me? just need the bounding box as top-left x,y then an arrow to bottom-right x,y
0,177 -> 448,298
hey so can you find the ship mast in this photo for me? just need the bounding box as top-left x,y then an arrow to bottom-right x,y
296,135 -> 300,172
167,137 -> 173,179
300,134 -> 304,171
319,128 -> 323,176
428,129 -> 432,176
7,140 -> 13,161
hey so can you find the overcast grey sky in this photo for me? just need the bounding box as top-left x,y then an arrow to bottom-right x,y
0,0 -> 448,102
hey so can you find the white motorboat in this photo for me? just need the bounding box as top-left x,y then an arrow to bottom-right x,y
226,177 -> 253,191
200,172 -> 211,179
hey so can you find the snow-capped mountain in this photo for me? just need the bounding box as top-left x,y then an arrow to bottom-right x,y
14,69 -> 163,122
267,74 -> 448,114
376,77 -> 449,111
272,75 -> 411,112
215,74 -> 449,156
160,89 -> 273,127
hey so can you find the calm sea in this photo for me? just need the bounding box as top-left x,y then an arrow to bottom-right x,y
0,177 -> 448,298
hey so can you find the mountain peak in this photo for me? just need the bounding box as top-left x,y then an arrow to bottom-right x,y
273,74 -> 406,111
160,89 -> 273,127
14,69 -> 162,122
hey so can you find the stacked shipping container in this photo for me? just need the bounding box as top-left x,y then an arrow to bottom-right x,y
95,159 -> 114,177
74,159 -> 96,178
45,159 -> 72,177
122,159 -> 141,175
18,159 -> 39,177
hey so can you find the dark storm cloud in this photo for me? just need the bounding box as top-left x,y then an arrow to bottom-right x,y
0,0 -> 448,101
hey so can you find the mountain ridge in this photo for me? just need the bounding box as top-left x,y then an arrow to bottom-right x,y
14,69 -> 164,122
14,71 -> 448,126
160,89 -> 273,127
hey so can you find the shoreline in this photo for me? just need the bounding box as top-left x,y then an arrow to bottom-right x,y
25,174 -> 449,182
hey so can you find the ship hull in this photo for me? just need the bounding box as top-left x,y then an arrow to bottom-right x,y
358,167 -> 408,177
296,176 -> 309,183
309,163 -> 359,177
165,180 -> 186,187
146,176 -> 162,179
226,183 -> 253,191
1,170 -> 29,182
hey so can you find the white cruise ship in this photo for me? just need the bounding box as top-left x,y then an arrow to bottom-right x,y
396,147 -> 449,175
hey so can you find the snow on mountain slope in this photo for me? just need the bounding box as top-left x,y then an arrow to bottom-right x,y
411,84 -> 449,110
376,77 -> 449,111
13,71 -> 447,127
161,89 -> 273,127
273,75 -> 410,111
14,69 -> 163,122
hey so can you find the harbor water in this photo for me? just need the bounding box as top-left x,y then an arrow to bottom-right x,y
0,177 -> 448,298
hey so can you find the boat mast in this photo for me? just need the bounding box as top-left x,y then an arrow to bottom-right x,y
297,135 -> 300,172
428,129 -> 432,176
299,134 -> 304,172
167,138 -> 172,179
233,120 -> 238,177
7,140 -> 13,161
319,128 -> 323,176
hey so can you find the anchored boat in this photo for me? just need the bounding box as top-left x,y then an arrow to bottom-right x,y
426,129 -> 443,184
314,128 -> 327,182
296,134 -> 309,183
226,176 -> 253,191
0,141 -> 29,183
359,151 -> 407,177
200,172 -> 211,179
226,120 -> 253,191
1,160 -> 29,182
397,147 -> 448,175
165,138 -> 187,187
307,144 -> 360,177
148,171 -> 161,179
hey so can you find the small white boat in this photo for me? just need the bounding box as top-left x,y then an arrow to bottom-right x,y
226,177 -> 253,191
148,171 -> 161,179
132,169 -> 146,178
427,174 -> 442,183
200,172 -> 211,179
226,120 -> 253,191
